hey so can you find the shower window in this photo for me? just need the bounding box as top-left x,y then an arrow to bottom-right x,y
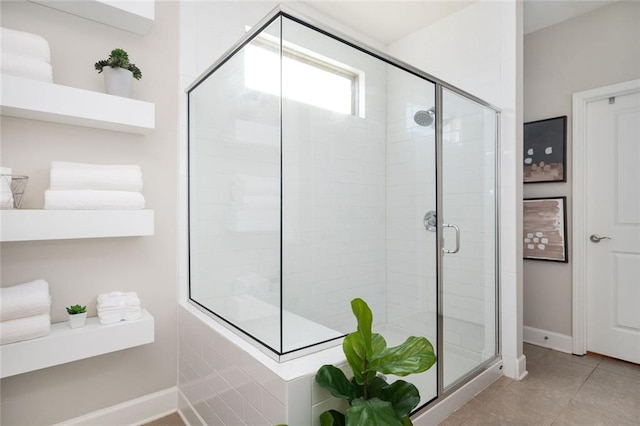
244,36 -> 361,115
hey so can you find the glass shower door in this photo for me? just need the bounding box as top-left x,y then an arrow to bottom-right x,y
440,87 -> 498,389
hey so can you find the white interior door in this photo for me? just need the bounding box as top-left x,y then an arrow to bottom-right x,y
586,90 -> 640,363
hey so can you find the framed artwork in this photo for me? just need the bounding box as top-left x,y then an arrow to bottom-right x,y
523,197 -> 568,262
524,116 -> 567,183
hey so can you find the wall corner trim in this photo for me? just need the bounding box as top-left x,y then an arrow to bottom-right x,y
523,325 -> 573,354
52,387 -> 179,426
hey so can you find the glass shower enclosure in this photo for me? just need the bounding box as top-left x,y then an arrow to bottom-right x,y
188,8 -> 499,409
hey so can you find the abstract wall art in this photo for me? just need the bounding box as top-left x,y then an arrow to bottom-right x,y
523,197 -> 568,262
523,116 -> 567,183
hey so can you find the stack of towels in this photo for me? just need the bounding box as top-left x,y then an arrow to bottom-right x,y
1,166 -> 14,209
0,27 -> 53,82
97,291 -> 143,325
0,280 -> 51,345
44,161 -> 145,210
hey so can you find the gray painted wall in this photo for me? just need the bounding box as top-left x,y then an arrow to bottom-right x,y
0,2 -> 179,425
523,1 -> 640,336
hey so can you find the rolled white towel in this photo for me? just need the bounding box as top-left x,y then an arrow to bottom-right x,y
50,161 -> 143,192
0,279 -> 51,322
0,27 -> 51,63
0,52 -> 53,82
1,166 -> 13,209
96,291 -> 140,308
0,314 -> 51,345
44,190 -> 145,210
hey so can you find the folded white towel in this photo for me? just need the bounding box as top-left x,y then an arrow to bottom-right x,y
97,308 -> 142,325
0,314 -> 51,345
0,279 -> 51,322
1,166 -> 13,209
0,27 -> 51,63
96,291 -> 140,307
44,190 -> 145,210
0,53 -> 53,82
50,161 -> 143,192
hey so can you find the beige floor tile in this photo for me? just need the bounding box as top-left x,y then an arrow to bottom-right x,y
461,398 -> 554,426
569,368 -> 640,424
523,342 -> 550,365
544,349 -> 603,368
141,412 -> 186,426
552,399 -> 639,426
519,355 -> 593,403
597,356 -> 640,381
440,346 -> 639,426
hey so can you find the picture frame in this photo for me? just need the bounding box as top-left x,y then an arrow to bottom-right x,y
523,197 -> 568,262
523,116 -> 567,183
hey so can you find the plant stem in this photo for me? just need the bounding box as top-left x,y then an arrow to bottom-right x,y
363,359 -> 369,399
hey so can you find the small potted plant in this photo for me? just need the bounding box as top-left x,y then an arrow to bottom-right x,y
66,305 -> 87,329
94,48 -> 142,98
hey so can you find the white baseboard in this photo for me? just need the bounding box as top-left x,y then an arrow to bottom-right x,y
53,387 -> 179,426
177,386 -> 205,426
524,325 -> 573,354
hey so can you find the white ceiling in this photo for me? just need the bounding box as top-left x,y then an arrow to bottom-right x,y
303,0 -> 620,45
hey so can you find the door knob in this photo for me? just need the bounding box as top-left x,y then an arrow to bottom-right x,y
590,234 -> 611,243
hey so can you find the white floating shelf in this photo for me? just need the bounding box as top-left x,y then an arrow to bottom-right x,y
0,209 -> 154,242
0,309 -> 154,378
29,0 -> 155,35
0,75 -> 155,134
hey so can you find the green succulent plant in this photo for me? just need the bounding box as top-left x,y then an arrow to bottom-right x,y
95,48 -> 142,80
315,298 -> 436,426
66,305 -> 87,315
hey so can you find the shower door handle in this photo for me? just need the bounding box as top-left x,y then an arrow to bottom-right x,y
443,223 -> 460,254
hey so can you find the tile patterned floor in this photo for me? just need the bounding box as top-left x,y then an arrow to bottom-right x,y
143,412 -> 186,426
440,343 -> 640,425
144,344 -> 640,425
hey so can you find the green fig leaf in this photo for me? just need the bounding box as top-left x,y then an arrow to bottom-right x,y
320,410 -> 346,426
346,398 -> 403,426
316,365 -> 357,401
380,380 -> 421,418
371,336 -> 436,376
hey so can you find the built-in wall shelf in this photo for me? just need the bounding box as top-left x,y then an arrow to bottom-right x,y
29,0 -> 155,35
0,74 -> 155,134
0,209 -> 154,242
0,309 -> 154,378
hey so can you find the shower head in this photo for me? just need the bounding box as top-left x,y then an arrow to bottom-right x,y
414,107 -> 435,127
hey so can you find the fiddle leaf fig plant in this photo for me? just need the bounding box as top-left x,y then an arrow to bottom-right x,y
95,48 -> 142,80
315,298 -> 436,426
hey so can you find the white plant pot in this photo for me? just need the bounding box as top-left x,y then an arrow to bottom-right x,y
103,67 -> 133,98
68,312 -> 87,329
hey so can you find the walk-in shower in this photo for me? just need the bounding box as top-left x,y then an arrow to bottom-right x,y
187,8 -> 499,413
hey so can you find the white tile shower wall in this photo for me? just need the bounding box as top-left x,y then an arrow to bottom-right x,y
280,19 -> 389,336
388,0 -> 521,376
385,68 -> 437,337
179,306 -> 286,425
179,305 -> 353,426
